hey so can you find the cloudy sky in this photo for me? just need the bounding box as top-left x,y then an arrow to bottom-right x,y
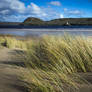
0,0 -> 92,22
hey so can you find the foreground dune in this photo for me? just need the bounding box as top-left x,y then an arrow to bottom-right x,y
0,48 -> 92,92
0,35 -> 92,92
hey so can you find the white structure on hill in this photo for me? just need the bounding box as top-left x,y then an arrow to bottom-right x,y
66,21 -> 71,25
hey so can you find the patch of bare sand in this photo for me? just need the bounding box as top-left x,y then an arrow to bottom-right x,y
0,48 -> 27,92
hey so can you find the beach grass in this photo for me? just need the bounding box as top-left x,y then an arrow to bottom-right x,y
0,35 -> 27,49
0,34 -> 92,92
20,35 -> 92,92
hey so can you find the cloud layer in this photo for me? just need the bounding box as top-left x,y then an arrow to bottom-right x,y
0,0 -> 83,22
0,0 -> 64,22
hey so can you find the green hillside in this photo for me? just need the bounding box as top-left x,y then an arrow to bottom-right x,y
23,17 -> 92,26
0,17 -> 92,27
22,17 -> 46,26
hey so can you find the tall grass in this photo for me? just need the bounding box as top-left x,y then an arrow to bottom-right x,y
22,35 -> 92,92
0,35 -> 91,92
0,36 -> 27,49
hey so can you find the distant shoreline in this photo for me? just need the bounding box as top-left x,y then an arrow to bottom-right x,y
0,28 -> 92,32
1,17 -> 92,29
1,25 -> 92,29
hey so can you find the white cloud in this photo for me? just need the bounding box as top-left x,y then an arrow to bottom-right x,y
60,14 -> 64,18
49,1 -> 61,6
64,8 -> 82,15
10,0 -> 25,13
68,10 -> 82,15
40,7 -> 64,20
0,1 -> 63,22
64,8 -> 68,12
30,3 -> 42,15
27,3 -> 47,17
0,0 -> 25,14
0,10 -> 10,15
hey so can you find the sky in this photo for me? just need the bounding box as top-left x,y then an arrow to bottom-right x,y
0,0 -> 92,22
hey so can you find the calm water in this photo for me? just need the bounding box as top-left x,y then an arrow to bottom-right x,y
0,28 -> 92,37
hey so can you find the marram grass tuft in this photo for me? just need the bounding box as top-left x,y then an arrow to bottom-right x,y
21,35 -> 92,92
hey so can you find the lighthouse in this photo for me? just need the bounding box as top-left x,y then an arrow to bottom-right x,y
66,21 -> 70,26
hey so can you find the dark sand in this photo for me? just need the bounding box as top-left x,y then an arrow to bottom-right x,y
0,48 -> 92,92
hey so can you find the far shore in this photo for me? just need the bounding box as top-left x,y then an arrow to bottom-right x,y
0,28 -> 92,31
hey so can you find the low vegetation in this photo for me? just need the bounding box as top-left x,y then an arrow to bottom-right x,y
0,35 -> 27,49
21,35 -> 92,92
0,35 -> 92,92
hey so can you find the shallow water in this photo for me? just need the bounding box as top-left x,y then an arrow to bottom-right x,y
0,28 -> 92,37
